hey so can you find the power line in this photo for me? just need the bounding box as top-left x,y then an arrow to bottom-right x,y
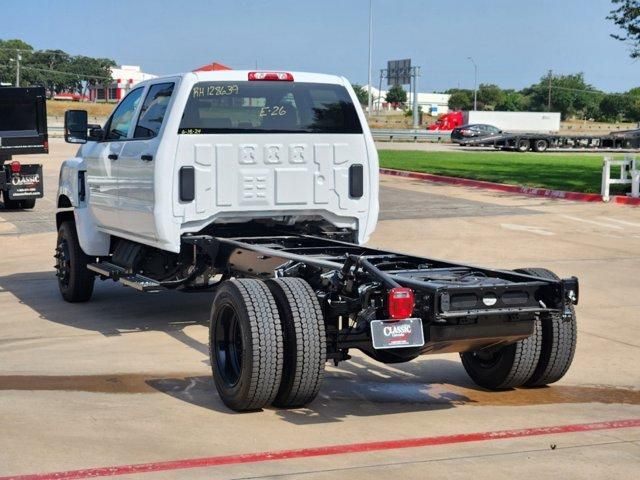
20,65 -> 112,81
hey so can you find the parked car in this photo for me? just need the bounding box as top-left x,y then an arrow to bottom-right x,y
451,124 -> 501,145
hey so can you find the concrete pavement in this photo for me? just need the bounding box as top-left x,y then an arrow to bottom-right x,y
0,139 -> 638,479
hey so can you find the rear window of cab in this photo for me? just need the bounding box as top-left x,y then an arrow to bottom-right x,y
179,81 -> 362,134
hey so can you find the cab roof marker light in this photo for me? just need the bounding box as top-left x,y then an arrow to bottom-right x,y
248,71 -> 294,81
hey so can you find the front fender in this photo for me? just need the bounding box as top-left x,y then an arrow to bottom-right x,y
58,157 -> 86,207
57,155 -> 110,256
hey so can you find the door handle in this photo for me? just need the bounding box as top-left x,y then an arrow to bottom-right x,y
108,154 -> 118,160
141,154 -> 153,161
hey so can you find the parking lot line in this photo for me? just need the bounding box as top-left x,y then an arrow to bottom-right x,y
3,419 -> 639,480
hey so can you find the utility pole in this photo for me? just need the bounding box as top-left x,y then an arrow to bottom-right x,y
15,50 -> 21,87
367,0 -> 373,118
411,66 -> 420,129
547,69 -> 553,111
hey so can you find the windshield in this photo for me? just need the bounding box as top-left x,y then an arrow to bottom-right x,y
179,81 -> 362,134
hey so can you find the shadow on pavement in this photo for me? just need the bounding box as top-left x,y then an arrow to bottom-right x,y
0,270 -> 212,335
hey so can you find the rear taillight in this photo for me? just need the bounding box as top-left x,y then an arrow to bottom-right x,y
10,161 -> 21,173
388,287 -> 415,320
248,71 -> 294,81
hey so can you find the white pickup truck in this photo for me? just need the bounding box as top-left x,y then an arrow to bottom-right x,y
56,70 -> 578,411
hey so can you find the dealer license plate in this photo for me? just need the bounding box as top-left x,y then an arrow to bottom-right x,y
371,318 -> 425,350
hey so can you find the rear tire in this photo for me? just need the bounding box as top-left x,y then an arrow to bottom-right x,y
267,278 -> 326,408
515,268 -> 577,387
516,138 -> 531,152
460,321 -> 541,389
55,221 -> 95,302
210,279 -> 283,411
532,139 -> 549,152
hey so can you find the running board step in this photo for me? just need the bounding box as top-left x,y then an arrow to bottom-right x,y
87,262 -> 164,292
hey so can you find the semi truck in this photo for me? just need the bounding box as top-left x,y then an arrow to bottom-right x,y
0,86 -> 47,209
56,70 -> 579,411
428,111 -> 561,132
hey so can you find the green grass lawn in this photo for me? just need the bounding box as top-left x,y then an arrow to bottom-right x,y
377,150 -> 620,194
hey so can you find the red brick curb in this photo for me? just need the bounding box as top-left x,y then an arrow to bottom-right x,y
379,168 -> 640,205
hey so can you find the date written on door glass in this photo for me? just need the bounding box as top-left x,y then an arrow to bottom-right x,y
259,106 -> 287,117
192,84 -> 239,98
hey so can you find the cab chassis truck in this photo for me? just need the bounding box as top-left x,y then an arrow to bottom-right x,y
56,70 -> 579,411
0,86 -> 47,209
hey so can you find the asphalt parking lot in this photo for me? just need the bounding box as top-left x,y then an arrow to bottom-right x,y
1,139 -> 639,479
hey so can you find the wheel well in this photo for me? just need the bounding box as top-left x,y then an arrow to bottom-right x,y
56,210 -> 74,230
57,195 -> 72,208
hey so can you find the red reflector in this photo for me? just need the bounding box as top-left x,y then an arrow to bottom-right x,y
10,161 -> 21,173
388,287 -> 415,320
248,71 -> 294,81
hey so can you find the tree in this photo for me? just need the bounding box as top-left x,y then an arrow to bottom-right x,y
351,84 -> 369,106
608,0 -> 640,58
524,72 -> 601,119
623,88 -> 640,121
599,94 -> 628,121
477,83 -> 505,110
447,89 -> 473,110
0,39 -> 34,86
385,84 -> 407,105
495,90 -> 529,111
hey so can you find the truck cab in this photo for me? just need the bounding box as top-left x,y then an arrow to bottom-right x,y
59,70 -> 378,257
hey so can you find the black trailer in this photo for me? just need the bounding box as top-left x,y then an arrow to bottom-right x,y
64,222 -> 579,411
460,128 -> 640,152
0,86 -> 48,209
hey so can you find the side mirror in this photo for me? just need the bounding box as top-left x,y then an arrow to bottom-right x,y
64,110 -> 88,144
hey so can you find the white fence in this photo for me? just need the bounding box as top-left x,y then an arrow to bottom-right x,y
601,155 -> 640,202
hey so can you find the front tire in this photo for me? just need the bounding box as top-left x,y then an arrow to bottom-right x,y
267,278 -> 326,408
515,268 -> 577,387
55,221 -> 95,302
210,279 -> 283,411
460,321 -> 541,389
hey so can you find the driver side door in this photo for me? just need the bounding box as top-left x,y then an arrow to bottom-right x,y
86,87 -> 144,235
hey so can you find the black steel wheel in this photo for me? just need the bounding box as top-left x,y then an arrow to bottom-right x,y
532,139 -> 549,152
266,278 -> 326,408
460,320 -> 541,389
55,221 -> 95,302
515,268 -> 577,387
210,279 -> 283,411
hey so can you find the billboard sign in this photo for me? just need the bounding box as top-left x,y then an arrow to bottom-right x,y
387,59 -> 411,86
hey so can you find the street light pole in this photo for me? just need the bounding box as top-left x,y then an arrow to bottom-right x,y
467,56 -> 477,110
367,0 -> 373,118
15,51 -> 22,87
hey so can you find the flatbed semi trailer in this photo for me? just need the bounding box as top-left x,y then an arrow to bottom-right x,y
460,128 -> 640,152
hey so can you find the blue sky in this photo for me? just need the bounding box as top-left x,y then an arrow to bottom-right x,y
2,0 -> 637,92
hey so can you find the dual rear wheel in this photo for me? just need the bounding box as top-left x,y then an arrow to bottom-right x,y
209,278 -> 326,411
460,267 -> 577,390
